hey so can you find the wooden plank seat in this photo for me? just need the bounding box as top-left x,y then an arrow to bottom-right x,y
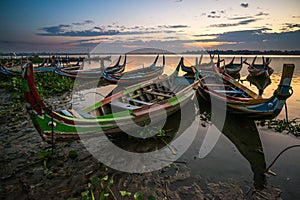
60,109 -> 73,117
126,97 -> 153,106
61,109 -> 96,119
110,100 -> 141,110
204,84 -> 231,87
214,90 -> 244,94
143,90 -> 173,98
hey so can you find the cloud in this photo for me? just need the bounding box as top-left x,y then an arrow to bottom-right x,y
207,14 -> 220,18
284,23 -> 300,29
207,10 -> 225,18
93,26 -> 104,31
207,11 -> 220,18
228,16 -> 252,20
210,19 -> 257,27
280,23 -> 300,31
193,28 -> 300,50
255,12 -> 269,16
72,20 -> 94,26
39,24 -> 71,34
166,25 -> 189,28
37,29 -> 119,37
63,38 -> 109,45
241,3 -> 249,8
228,12 -> 268,21
239,19 -> 257,25
37,22 -> 189,37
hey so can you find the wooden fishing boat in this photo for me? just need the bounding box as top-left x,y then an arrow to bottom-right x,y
36,59 -> 46,67
220,57 -> 244,75
103,55 -> 126,74
180,57 -> 198,74
54,55 -> 126,79
196,64 -> 294,120
102,55 -> 165,84
0,64 -> 14,75
22,59 -> 199,142
0,62 -> 81,75
180,54 -> 216,74
0,56 -> 80,75
245,56 -> 274,77
54,64 -> 104,79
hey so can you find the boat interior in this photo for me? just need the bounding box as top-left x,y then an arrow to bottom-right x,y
59,75 -> 195,119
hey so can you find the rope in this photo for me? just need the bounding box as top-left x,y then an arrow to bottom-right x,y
84,91 -> 106,98
285,103 -> 289,122
51,107 -> 54,156
266,145 -> 300,172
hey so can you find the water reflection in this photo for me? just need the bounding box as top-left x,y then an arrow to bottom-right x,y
105,100 -> 197,153
245,74 -> 272,95
215,114 -> 267,190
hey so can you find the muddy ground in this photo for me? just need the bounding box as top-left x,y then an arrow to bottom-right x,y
0,89 -> 282,200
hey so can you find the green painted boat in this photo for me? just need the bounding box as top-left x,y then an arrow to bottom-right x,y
22,60 -> 199,142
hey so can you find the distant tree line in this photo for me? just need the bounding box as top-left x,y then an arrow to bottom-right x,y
183,49 -> 300,55
1,50 -> 300,57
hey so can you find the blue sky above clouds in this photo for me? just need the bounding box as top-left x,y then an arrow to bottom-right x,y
1,0 -> 300,53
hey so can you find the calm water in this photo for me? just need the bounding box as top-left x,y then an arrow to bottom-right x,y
77,54 -> 300,198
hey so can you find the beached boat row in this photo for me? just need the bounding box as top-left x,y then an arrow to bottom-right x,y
180,54 -> 275,78
1,54 -> 274,81
20,55 -> 295,142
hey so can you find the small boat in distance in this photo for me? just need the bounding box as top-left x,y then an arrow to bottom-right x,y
54,55 -> 126,79
103,55 -> 126,74
102,55 -> 165,84
220,56 -> 244,75
180,54 -> 215,74
245,56 -> 274,77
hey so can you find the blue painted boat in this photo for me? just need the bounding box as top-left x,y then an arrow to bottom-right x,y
197,63 -> 294,119
102,55 -> 165,84
54,55 -> 126,79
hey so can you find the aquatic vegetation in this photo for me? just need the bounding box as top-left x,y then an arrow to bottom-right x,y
81,175 -> 117,200
259,118 -> 300,136
119,190 -> 131,197
0,72 -> 74,118
33,72 -> 74,97
37,148 -> 57,175
81,175 -> 156,200
68,149 -> 78,159
1,71 -> 74,98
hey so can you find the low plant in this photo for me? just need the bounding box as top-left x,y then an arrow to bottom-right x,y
259,118 -> 300,136
81,175 -> 156,200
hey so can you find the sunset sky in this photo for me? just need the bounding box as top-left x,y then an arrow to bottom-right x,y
1,0 -> 300,53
